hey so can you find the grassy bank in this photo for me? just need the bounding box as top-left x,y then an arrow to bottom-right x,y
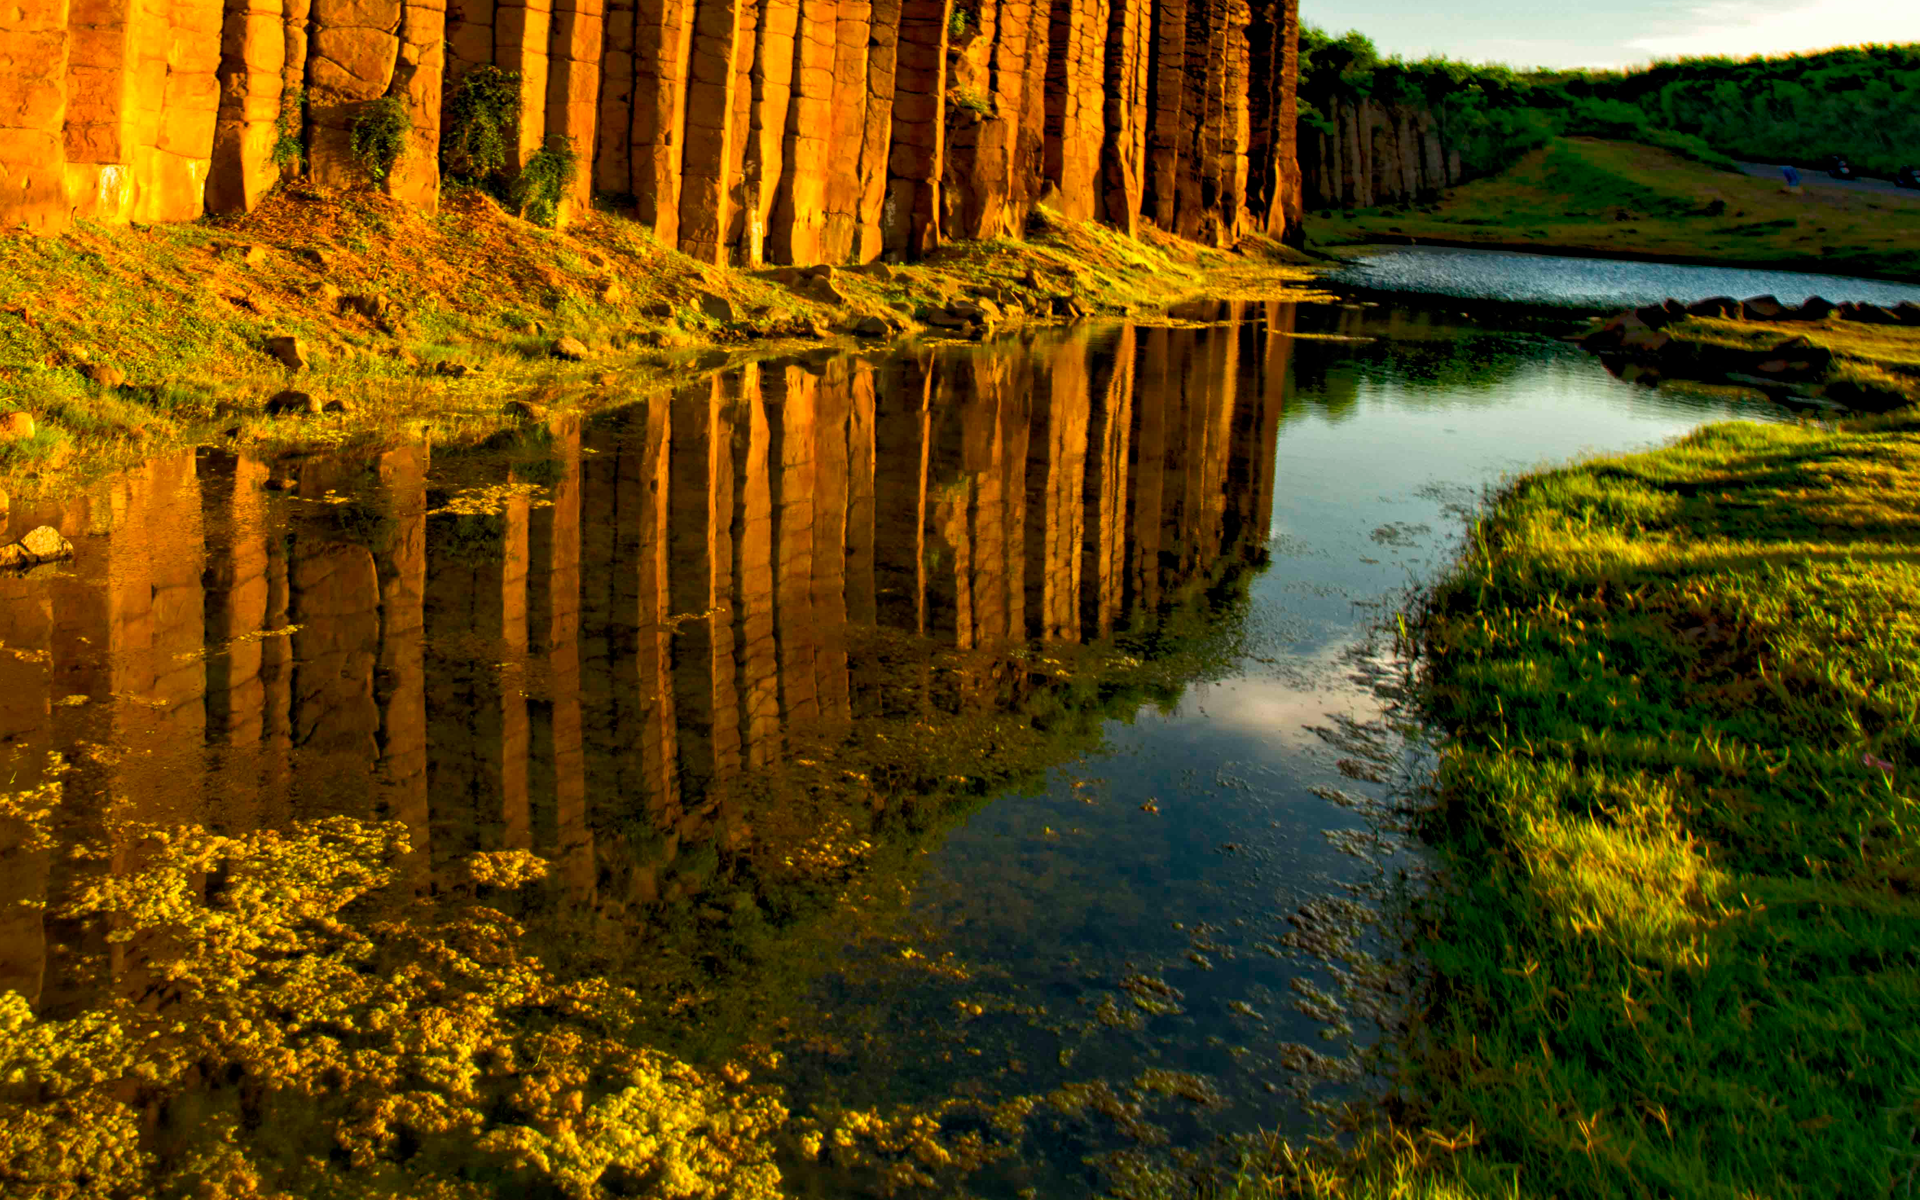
1238,408 -> 1920,1197
0,186 -> 1321,497
1309,137 -> 1920,282
1595,314 -> 1920,412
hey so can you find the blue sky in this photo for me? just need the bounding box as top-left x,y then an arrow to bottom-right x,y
1297,0 -> 1920,69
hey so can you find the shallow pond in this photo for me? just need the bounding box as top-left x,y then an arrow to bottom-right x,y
1332,245 -> 1920,308
0,302 -> 1787,1196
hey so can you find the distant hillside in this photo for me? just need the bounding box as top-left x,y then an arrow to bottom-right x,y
1297,35 -> 1920,210
1307,137 -> 1920,283
1558,47 -> 1920,179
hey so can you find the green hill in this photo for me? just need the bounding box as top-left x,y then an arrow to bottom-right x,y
1308,137 -> 1920,282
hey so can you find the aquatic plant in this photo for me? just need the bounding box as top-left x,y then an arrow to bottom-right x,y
0,790 -> 789,1199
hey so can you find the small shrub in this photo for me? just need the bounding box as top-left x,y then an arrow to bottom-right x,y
513,136 -> 579,227
349,96 -> 410,184
442,65 -> 523,184
950,87 -> 992,118
272,88 -> 306,169
948,6 -> 970,38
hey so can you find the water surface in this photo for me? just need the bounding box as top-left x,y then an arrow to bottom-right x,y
1333,245 -> 1920,308
0,304 -> 1786,1196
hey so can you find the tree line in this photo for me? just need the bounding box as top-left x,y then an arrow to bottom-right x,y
1299,32 -> 1920,179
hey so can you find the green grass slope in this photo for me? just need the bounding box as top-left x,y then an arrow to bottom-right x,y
1310,138 -> 1920,282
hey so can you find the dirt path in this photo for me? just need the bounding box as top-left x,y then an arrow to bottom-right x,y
1736,162 -> 1920,203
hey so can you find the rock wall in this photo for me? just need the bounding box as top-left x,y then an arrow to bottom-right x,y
0,0 -> 1301,257
1297,97 -> 1460,211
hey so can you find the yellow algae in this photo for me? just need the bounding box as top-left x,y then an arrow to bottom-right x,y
0,815 -> 796,1199
464,848 -> 552,889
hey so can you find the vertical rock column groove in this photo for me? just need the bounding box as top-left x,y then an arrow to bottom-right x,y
1,0 -> 1299,257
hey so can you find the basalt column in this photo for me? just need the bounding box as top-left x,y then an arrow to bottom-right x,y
546,0 -> 601,210
941,0 -> 1046,241
622,0 -> 696,240
308,0 -> 444,207
1243,0 -> 1295,237
208,0 -> 285,212
1041,0 -> 1106,222
815,0 -> 891,262
1095,0 -> 1147,233
882,0 -> 949,256
0,0 -> 71,230
760,0 -> 834,263
675,0 -> 744,262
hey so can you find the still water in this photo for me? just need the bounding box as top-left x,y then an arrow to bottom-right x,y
1333,245 -> 1920,308
0,303 -> 1785,1196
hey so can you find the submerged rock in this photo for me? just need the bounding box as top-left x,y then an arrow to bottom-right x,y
0,525 -> 74,568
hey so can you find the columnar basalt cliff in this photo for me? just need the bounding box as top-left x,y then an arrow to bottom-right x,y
0,0 -> 1302,256
1297,97 -> 1460,211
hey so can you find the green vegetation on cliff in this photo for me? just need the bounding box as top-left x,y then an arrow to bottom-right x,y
1237,408 -> 1920,1198
1309,137 -> 1920,281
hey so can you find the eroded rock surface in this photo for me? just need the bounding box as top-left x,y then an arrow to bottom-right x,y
3,0 -> 1300,256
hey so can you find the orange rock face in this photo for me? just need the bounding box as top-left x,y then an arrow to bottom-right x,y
2,0 -> 1300,256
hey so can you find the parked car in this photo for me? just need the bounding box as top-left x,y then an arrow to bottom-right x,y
1824,154 -> 1856,180
1898,165 -> 1920,190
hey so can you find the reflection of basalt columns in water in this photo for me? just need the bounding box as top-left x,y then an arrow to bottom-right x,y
668,379 -> 742,802
0,562 -> 54,1009
527,425 -> 590,895
287,463 -> 383,778
766,364 -> 821,730
425,481 -> 532,877
579,401 -> 676,909
198,452 -> 270,753
922,357 -> 970,646
1223,301 -> 1291,554
811,360 -> 857,725
843,359 -> 879,628
1081,324 -> 1136,638
372,447 -> 431,887
0,326 -> 1301,1013
730,364 -> 781,770
1128,325 -> 1172,615
113,454 -> 210,997
1026,332 -> 1091,642
870,352 -> 935,638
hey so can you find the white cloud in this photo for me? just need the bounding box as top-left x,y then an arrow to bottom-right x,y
1626,0 -> 1920,63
